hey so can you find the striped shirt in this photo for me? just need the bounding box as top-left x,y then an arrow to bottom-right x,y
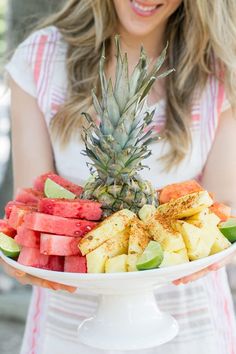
6,26 -> 236,354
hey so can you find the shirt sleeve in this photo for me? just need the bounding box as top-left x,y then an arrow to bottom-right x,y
5,26 -> 61,99
5,33 -> 38,97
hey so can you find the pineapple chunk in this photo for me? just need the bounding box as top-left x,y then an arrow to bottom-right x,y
186,210 -> 220,228
127,217 -> 150,272
210,230 -> 231,255
127,254 -> 139,272
175,220 -> 217,260
86,230 -> 129,273
157,191 -> 213,219
105,254 -> 128,273
138,204 -> 157,222
159,249 -> 189,268
146,213 -> 185,252
79,209 -> 135,255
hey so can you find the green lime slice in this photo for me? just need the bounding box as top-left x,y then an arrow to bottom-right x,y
0,232 -> 21,258
219,218 -> 236,243
44,178 -> 76,199
136,241 -> 164,271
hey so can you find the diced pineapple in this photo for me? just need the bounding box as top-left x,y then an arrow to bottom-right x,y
138,204 -> 157,222
146,214 -> 185,252
79,209 -> 135,255
175,220 -> 217,260
210,230 -> 231,255
157,191 -> 213,219
159,249 -> 189,267
127,254 -> 139,272
105,254 -> 128,273
127,217 -> 150,272
128,217 -> 150,254
86,230 -> 129,273
187,210 -> 220,228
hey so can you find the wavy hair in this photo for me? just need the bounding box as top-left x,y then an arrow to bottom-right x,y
42,0 -> 236,168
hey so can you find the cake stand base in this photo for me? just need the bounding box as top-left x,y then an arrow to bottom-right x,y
78,289 -> 179,351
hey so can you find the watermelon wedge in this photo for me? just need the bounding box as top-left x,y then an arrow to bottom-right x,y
24,212 -> 97,237
0,220 -> 17,238
64,255 -> 87,273
158,180 -> 204,204
18,247 -> 64,271
40,234 -> 81,256
33,173 -> 83,197
8,205 -> 37,230
15,225 -> 40,248
15,188 -> 44,204
210,202 -> 231,222
38,198 -> 102,221
33,171 -> 54,192
5,201 -> 28,219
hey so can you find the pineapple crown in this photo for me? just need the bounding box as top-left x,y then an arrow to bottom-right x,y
82,36 -> 173,185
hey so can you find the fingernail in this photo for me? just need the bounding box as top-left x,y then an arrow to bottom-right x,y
15,270 -> 25,277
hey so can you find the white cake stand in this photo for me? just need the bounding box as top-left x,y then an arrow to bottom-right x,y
1,243 -> 236,351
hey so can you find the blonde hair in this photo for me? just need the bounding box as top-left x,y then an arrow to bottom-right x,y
42,0 -> 236,168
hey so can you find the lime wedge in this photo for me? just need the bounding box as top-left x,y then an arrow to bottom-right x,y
0,232 -> 21,258
219,218 -> 236,243
44,178 -> 76,199
136,241 -> 164,271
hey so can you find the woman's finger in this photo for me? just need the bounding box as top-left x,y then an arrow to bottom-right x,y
1,262 -> 76,293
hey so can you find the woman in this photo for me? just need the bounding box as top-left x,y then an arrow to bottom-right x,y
2,0 -> 236,353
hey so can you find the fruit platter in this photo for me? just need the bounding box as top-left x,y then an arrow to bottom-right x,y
1,38 -> 236,350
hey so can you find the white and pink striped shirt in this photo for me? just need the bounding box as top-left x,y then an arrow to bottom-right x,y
6,26 -> 236,354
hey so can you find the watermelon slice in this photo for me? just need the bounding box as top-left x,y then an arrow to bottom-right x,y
8,205 -> 37,230
0,220 -> 17,238
33,171 -> 54,192
38,198 -> 102,221
64,255 -> 87,273
5,201 -> 28,219
24,212 -> 97,237
40,234 -> 81,256
158,180 -> 204,204
18,247 -> 49,267
33,173 -> 83,197
47,256 -> 64,272
18,247 -> 64,271
15,188 -> 44,204
210,202 -> 231,222
15,225 -> 40,248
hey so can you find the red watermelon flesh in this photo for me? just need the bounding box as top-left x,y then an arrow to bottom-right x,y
33,171 -> 54,192
8,205 -> 37,230
24,212 -> 97,237
64,255 -> 87,273
18,247 -> 49,267
15,188 -> 44,204
15,225 -> 40,248
34,172 -> 83,197
38,198 -> 102,221
40,233 -> 81,256
5,201 -> 27,219
18,247 -> 64,271
0,220 -> 17,238
47,256 -> 64,272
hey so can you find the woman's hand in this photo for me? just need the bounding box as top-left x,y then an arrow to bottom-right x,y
173,253 -> 235,285
0,259 -> 76,293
